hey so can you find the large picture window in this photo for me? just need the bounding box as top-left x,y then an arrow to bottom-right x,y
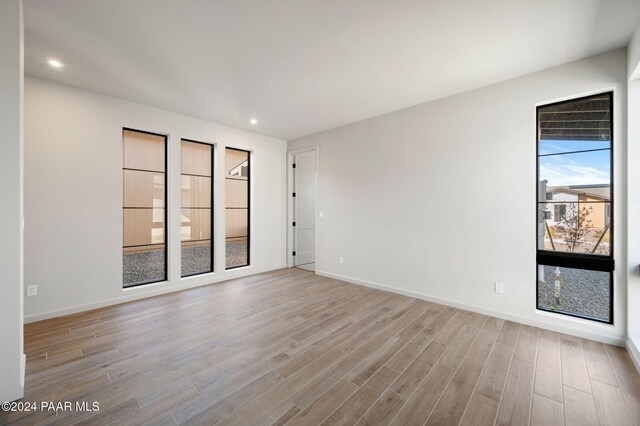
181,140 -> 214,277
225,148 -> 250,269
123,129 -> 167,287
536,92 -> 613,323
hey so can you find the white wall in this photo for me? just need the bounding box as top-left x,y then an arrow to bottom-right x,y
628,24 -> 640,80
0,0 -> 25,403
627,78 -> 640,367
627,23 -> 640,367
289,49 -> 628,345
24,76 -> 287,321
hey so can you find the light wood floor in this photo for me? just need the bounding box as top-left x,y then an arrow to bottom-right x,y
2,268 -> 639,425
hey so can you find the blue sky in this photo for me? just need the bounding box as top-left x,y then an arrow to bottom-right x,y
539,140 -> 610,186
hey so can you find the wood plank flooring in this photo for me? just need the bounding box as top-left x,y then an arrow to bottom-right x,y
2,268 -> 639,425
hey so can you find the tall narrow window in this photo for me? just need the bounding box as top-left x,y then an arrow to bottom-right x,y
225,148 -> 250,269
536,92 -> 614,323
122,129 -> 167,287
181,140 -> 213,277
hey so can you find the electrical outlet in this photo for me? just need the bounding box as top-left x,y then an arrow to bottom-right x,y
495,282 -> 504,294
319,211 -> 324,218
339,256 -> 344,264
27,285 -> 38,297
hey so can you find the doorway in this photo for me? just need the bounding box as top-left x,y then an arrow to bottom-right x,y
290,149 -> 317,271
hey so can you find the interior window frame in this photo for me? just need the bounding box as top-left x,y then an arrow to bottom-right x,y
535,92 -> 614,324
180,138 -> 215,278
122,127 -> 168,288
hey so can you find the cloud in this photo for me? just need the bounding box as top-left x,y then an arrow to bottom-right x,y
540,154 -> 609,186
539,142 -> 564,155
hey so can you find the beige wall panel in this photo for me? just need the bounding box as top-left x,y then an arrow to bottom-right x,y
180,240 -> 211,248
124,170 -> 165,208
182,141 -> 212,176
226,209 -> 248,238
584,202 -> 607,229
576,195 -> 608,229
181,208 -> 211,241
182,175 -> 211,208
226,178 -> 248,208
123,130 -> 165,172
123,208 -> 165,246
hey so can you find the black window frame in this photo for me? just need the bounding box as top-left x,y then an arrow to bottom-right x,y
225,147 -> 251,270
535,92 -> 614,324
180,138 -> 215,278
122,127 -> 168,288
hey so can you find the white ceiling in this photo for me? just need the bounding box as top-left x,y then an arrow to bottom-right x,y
23,0 -> 640,140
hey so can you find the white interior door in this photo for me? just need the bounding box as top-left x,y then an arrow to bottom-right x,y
294,151 -> 316,267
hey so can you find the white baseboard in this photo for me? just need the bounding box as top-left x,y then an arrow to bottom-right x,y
0,355 -> 26,402
627,338 -> 640,373
25,264 -> 288,323
20,353 -> 25,387
316,270 -> 626,347
0,385 -> 23,403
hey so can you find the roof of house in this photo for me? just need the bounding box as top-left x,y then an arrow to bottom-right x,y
548,185 -> 610,200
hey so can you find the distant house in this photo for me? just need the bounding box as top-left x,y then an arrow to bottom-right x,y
546,184 -> 610,229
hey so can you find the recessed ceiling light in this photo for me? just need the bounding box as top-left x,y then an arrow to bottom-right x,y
46,59 -> 64,69
250,119 -> 258,125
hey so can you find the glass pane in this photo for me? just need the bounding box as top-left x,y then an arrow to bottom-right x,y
123,129 -> 166,287
182,141 -> 212,176
123,208 -> 165,246
226,148 -> 249,177
124,170 -> 165,208
182,175 -> 211,208
123,246 -> 165,288
123,129 -> 165,172
225,179 -> 248,208
538,94 -> 611,142
181,208 -> 211,242
537,94 -> 612,259
226,148 -> 249,268
225,209 -> 248,239
537,202 -> 611,255
181,242 -> 211,277
226,240 -> 248,269
181,140 -> 213,277
539,150 -> 611,200
537,265 -> 610,322
539,139 -> 610,156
